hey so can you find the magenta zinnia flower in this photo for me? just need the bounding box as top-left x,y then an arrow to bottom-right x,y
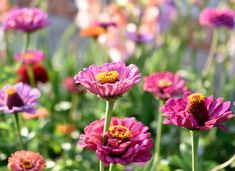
3,8 -> 49,32
8,150 -> 46,171
74,61 -> 141,100
0,83 -> 40,114
161,93 -> 235,131
199,8 -> 235,29
79,117 -> 153,165
63,77 -> 86,94
15,50 -> 45,65
144,72 -> 188,100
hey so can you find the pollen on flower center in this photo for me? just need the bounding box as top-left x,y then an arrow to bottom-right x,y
20,160 -> 33,170
158,79 -> 172,88
97,71 -> 119,84
188,93 -> 205,103
5,87 -> 17,95
109,125 -> 132,140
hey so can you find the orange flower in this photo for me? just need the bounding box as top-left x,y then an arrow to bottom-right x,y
56,124 -> 76,135
0,0 -> 10,22
23,108 -> 50,120
80,26 -> 106,38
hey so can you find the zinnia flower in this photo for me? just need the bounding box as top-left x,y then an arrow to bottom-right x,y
126,32 -> 154,44
144,72 -> 188,100
3,8 -> 49,32
80,26 -> 106,38
0,82 -> 40,114
199,8 -> 235,29
63,77 -> 86,93
79,117 -> 153,165
74,61 -> 141,100
56,124 -> 77,135
94,21 -> 117,29
15,50 -> 45,65
17,63 -> 49,85
161,92 -> 235,131
8,150 -> 46,171
23,107 -> 49,120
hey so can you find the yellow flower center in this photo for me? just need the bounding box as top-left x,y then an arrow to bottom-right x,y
109,125 -> 132,140
158,79 -> 172,88
188,93 -> 205,103
96,71 -> 119,84
5,87 -> 17,95
20,160 -> 33,170
23,52 -> 34,59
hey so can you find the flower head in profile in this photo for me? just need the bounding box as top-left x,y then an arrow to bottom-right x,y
17,63 -> 49,85
126,32 -> 154,44
80,26 -> 106,39
161,92 -> 235,131
74,61 -> 141,100
63,77 -> 86,94
94,21 -> 117,29
8,150 -> 46,171
144,72 -> 188,100
15,50 -> 45,65
199,8 -> 235,29
79,117 -> 153,165
0,83 -> 40,114
3,8 -> 49,32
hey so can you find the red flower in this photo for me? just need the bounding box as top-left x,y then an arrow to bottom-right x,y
17,64 -> 48,85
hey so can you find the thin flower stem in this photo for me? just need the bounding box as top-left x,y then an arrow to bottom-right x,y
190,130 -> 200,171
109,164 -> 113,171
23,33 -> 30,52
27,65 -> 36,87
69,94 -> 79,121
211,154 -> 235,171
202,30 -> 218,76
14,113 -> 23,149
100,100 -> 115,171
5,31 -> 13,65
151,100 -> 164,171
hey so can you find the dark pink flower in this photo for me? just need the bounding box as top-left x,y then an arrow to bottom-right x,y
15,50 -> 45,65
63,77 -> 86,93
74,61 -> 141,100
144,72 -> 188,100
8,150 -> 46,171
79,117 -> 153,165
3,8 -> 49,33
161,93 -> 235,131
199,8 -> 235,29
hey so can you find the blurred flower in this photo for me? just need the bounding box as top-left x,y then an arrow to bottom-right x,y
0,0 -> 10,22
63,77 -> 86,94
79,117 -> 153,165
126,32 -> 154,43
199,8 -> 235,29
80,26 -> 106,38
15,50 -> 45,65
3,8 -> 49,32
74,61 -> 141,100
144,72 -> 188,100
94,20 -> 117,29
17,64 -> 49,85
23,107 -> 50,120
0,83 -> 40,114
8,150 -> 46,171
161,93 -> 235,131
56,124 -> 76,135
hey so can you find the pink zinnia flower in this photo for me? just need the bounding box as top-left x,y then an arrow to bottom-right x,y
3,8 -> 49,33
63,77 -> 86,94
79,117 -> 153,165
15,50 -> 45,65
199,8 -> 235,29
74,61 -> 141,100
0,83 -> 41,114
144,72 -> 188,100
161,93 -> 235,131
8,150 -> 46,171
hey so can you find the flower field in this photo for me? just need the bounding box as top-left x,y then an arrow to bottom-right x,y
0,0 -> 235,171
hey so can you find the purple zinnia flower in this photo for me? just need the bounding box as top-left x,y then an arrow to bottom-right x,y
161,92 -> 235,131
94,21 -> 117,29
3,8 -> 49,33
199,8 -> 235,29
79,117 -> 153,165
144,72 -> 188,100
74,61 -> 141,100
0,83 -> 40,114
126,32 -> 154,43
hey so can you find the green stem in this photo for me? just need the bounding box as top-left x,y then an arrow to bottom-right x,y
100,100 -> 115,171
5,31 -> 13,65
109,164 -> 113,171
14,113 -> 23,149
190,130 -> 200,171
151,100 -> 164,171
23,33 -> 30,52
202,30 -> 218,76
69,94 -> 79,121
27,64 -> 36,87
